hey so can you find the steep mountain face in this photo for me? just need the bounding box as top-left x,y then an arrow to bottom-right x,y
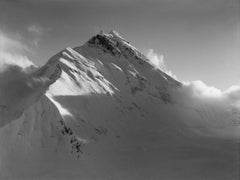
0,31 -> 239,180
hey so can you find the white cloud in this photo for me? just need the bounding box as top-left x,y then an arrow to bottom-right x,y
0,30 -> 28,53
0,29 -> 33,69
0,52 -> 33,70
181,81 -> 240,101
146,49 -> 177,80
27,24 -> 46,46
182,80 -> 222,98
27,24 -> 44,35
172,79 -> 240,116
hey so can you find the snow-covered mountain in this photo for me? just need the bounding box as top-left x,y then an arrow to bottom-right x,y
0,31 -> 239,180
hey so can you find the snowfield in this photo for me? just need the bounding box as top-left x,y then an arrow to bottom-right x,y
0,31 -> 239,180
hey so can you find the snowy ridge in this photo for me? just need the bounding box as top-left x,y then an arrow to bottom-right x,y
46,47 -> 117,97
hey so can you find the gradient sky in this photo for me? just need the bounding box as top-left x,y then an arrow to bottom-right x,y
0,0 -> 239,90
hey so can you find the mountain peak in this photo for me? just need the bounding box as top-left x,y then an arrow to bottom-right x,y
1,29 -> 238,180
86,30 -> 148,62
86,30 -> 123,56
87,30 -> 125,46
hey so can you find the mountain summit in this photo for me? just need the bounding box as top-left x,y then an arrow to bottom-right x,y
0,31 -> 239,180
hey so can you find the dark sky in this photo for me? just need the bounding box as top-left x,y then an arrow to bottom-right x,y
0,0 -> 239,90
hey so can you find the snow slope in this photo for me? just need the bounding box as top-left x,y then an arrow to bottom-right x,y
0,31 -> 239,180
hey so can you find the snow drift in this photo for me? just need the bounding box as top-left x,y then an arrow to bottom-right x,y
0,30 -> 239,180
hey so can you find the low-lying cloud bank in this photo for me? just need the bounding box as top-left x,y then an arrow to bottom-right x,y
176,80 -> 240,108
146,48 -> 240,111
182,80 -> 240,103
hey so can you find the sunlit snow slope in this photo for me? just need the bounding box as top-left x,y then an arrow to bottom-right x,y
0,31 -> 239,180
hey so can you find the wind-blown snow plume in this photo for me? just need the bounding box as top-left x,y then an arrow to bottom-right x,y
146,49 -> 177,80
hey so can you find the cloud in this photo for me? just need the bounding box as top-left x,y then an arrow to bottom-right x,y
0,29 -> 56,127
146,48 -> 240,108
0,52 -> 33,70
146,49 -> 177,80
144,48 -> 240,122
27,24 -> 44,35
26,24 -> 46,46
182,80 -> 222,98
223,86 -> 240,107
145,48 -> 240,137
0,62 -> 54,127
168,80 -> 240,138
0,29 -> 33,69
172,79 -> 240,115
180,81 -> 240,102
0,30 -> 28,53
